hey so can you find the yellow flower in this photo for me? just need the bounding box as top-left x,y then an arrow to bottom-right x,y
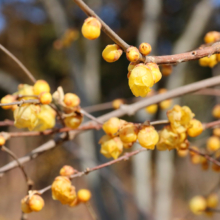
139,42 -> 152,56
206,194 -> 218,209
14,104 -> 40,131
21,195 -> 44,213
145,104 -> 158,114
102,44 -> 123,63
33,105 -> 56,131
82,17 -> 101,40
128,64 -> 154,97
199,55 -> 218,68
1,95 -> 16,110
119,123 -> 138,143
138,126 -> 159,150
60,165 -> 76,177
33,80 -> 50,95
77,189 -> 92,203
99,135 -> 123,159
207,136 -> 220,152
64,114 -> 83,129
167,105 -> 195,134
63,93 -> 80,107
51,176 -> 76,205
112,99 -> 124,109
212,104 -> 220,118
187,119 -> 203,137
204,31 -> 220,43
16,84 -> 35,100
189,196 -> 207,215
146,63 -> 162,84
158,88 -> 172,110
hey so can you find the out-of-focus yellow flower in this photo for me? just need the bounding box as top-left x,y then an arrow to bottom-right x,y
206,194 -> 218,208
204,31 -> 220,44
33,105 -> 56,131
157,125 -> 187,151
189,196 -> 207,215
207,136 -> 220,152
21,195 -> 44,213
213,128 -> 220,137
51,176 -> 76,205
139,42 -> 152,56
99,135 -> 123,159
199,55 -> 218,68
161,64 -> 172,76
1,94 -> 16,110
145,104 -> 158,114
0,136 -> 5,146
177,148 -> 188,157
14,104 -> 40,131
128,64 -> 154,97
187,119 -> 203,137
167,105 -> 195,134
212,104 -> 220,118
146,63 -> 162,84
63,93 -> 80,107
64,114 -> 83,129
77,189 -> 92,203
201,157 -> 209,170
126,46 -> 140,62
33,80 -> 50,95
112,99 -> 124,109
189,146 -> 202,164
16,84 -> 35,100
39,92 -> 52,105
158,88 -> 172,110
138,126 -> 159,150
119,123 -> 138,143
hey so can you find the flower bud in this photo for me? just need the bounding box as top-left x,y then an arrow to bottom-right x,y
102,44 -> 123,63
158,88 -> 172,110
60,165 -> 76,177
207,194 -> 218,208
102,117 -> 121,137
64,93 -> 80,107
0,135 -> 5,146
64,114 -> 83,129
212,104 -> 220,118
123,142 -> 133,149
207,136 -> 220,152
146,63 -> 162,84
21,195 -> 44,213
112,99 -> 124,109
99,135 -> 123,159
126,46 -> 140,62
40,92 -> 52,104
187,119 -> 203,137
33,80 -> 50,95
177,148 -> 188,157
1,95 -> 15,110
213,128 -> 220,137
161,65 -> 172,76
139,43 -> 152,56
129,64 -> 154,97
77,189 -> 92,203
119,123 -> 138,143
82,17 -> 101,40
145,104 -> 158,114
138,126 -> 159,150
51,176 -> 76,205
189,196 -> 207,215
204,31 -> 220,44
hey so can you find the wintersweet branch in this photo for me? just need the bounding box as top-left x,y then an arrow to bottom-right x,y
0,99 -> 40,107
38,148 -> 147,194
73,0 -> 220,65
0,44 -> 36,84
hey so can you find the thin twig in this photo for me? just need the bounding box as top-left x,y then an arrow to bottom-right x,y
1,146 -> 33,191
0,99 -> 39,107
0,44 -> 36,84
80,109 -> 103,125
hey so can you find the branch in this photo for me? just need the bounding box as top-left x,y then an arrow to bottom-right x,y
0,45 -> 36,84
1,146 -> 33,191
73,0 -> 220,65
0,99 -> 39,107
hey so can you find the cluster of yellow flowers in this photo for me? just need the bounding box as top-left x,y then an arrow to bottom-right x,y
145,88 -> 173,114
199,31 -> 220,68
99,117 -> 159,159
189,194 -> 219,216
1,81 -> 83,131
157,105 -> 203,152
51,165 -> 91,207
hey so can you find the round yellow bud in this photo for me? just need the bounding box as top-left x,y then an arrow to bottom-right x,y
112,99 -> 124,109
187,119 -> 203,137
1,95 -> 15,110
161,64 -> 172,76
21,195 -> 44,213
129,64 -> 154,97
33,80 -> 50,95
119,123 -> 138,143
145,104 -> 158,114
212,104 -> 220,118
39,92 -> 52,104
82,17 -> 101,40
207,136 -> 220,152
64,114 -> 83,129
146,63 -> 162,84
77,189 -> 92,203
102,117 -> 121,137
189,196 -> 207,215
139,43 -> 152,56
64,93 -> 80,107
207,194 -> 218,208
126,46 -> 140,62
213,128 -> 220,137
0,136 -> 5,146
137,126 -> 159,150
177,148 -> 188,157
102,44 -> 123,63
60,165 -> 76,177
204,31 -> 220,44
